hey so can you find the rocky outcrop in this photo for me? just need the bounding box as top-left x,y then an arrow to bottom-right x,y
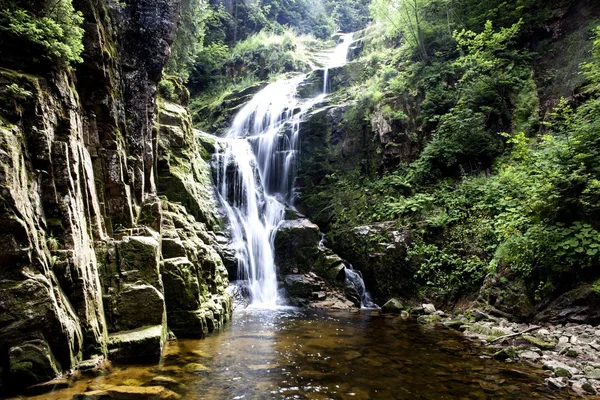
295,104 -> 381,229
329,222 -> 416,302
0,1 -> 232,392
273,218 -> 361,308
534,285 -> 600,325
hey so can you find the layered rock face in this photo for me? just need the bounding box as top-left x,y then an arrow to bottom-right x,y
0,0 -> 231,391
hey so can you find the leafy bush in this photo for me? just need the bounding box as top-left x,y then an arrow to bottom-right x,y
0,0 -> 84,65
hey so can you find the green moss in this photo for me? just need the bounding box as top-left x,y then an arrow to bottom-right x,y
521,334 -> 557,350
592,279 -> 600,296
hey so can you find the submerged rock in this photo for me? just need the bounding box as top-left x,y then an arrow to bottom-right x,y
74,385 -> 181,400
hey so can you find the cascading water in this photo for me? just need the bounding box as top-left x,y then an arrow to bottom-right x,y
344,265 -> 377,309
214,32 -> 370,307
323,33 -> 354,94
214,78 -> 324,307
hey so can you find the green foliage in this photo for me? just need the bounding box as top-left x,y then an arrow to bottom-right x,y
6,83 -> 32,99
46,235 -> 59,252
0,0 -> 84,65
158,79 -> 176,102
165,0 -> 209,80
190,29 -> 315,99
408,242 -> 489,297
581,26 -> 600,92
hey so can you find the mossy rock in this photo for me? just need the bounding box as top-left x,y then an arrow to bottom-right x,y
493,346 -> 519,361
8,340 -> 60,388
521,334 -> 557,350
555,367 -> 572,378
380,298 -> 405,314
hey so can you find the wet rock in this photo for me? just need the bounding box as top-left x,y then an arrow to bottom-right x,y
284,274 -> 324,298
183,363 -> 210,373
283,273 -> 355,309
546,377 -> 568,390
327,223 -> 415,301
161,257 -> 201,311
74,385 -> 181,399
381,298 -> 405,314
584,366 -> 600,379
116,284 -> 167,331
274,219 -> 348,283
582,381 -> 597,394
554,367 -> 572,378
518,351 -> 541,363
542,360 -> 581,376
422,304 -> 436,314
24,377 -> 70,396
108,325 -> 166,362
466,309 -> 492,322
8,339 -> 61,389
443,319 -> 467,330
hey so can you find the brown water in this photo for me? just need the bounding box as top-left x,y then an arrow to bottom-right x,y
23,308 -> 579,399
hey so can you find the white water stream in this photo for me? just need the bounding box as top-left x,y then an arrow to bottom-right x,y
323,33 -> 354,94
214,34 -> 356,306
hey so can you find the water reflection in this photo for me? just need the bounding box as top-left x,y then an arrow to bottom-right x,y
22,308 -> 579,399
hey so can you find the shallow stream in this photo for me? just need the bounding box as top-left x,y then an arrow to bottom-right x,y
23,308 -> 581,399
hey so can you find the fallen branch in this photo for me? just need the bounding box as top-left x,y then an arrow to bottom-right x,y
488,325 -> 541,344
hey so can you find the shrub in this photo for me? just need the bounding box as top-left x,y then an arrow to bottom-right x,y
0,0 -> 84,65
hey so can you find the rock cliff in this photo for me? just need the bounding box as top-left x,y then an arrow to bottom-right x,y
0,0 -> 231,391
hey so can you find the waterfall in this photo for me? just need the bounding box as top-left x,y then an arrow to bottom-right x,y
214,34 -> 355,307
323,33 -> 354,94
344,265 -> 378,309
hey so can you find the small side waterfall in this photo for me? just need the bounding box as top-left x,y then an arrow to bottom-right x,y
323,33 -> 354,94
344,266 -> 377,309
214,33 -> 372,307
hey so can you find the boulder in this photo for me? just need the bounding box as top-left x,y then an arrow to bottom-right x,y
107,325 -> 166,362
8,340 -> 61,389
478,270 -> 535,321
283,273 -> 355,309
273,219 -> 322,275
380,298 -> 405,314
284,274 -> 324,298
534,284 -> 600,325
115,284 -> 166,331
422,304 -> 436,314
329,223 -> 415,301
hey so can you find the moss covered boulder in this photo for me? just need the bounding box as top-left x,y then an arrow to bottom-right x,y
329,222 -> 415,302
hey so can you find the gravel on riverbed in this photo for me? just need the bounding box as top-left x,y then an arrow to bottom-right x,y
391,302 -> 600,397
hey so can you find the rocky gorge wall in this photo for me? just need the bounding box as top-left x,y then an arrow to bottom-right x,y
0,0 -> 231,392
